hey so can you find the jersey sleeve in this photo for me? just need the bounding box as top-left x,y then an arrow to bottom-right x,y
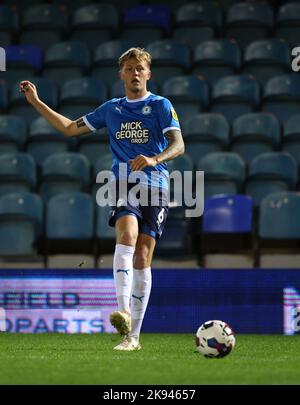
83,101 -> 110,131
157,98 -> 181,135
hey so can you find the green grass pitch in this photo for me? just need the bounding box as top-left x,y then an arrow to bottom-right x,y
0,333 -> 299,385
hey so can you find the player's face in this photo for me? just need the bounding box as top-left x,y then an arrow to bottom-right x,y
119,58 -> 151,96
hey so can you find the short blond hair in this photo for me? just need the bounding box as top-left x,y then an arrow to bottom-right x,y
118,47 -> 152,69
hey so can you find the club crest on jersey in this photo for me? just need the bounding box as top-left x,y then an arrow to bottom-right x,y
142,105 -> 152,115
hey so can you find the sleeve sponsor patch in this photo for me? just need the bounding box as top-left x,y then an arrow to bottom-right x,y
171,107 -> 179,122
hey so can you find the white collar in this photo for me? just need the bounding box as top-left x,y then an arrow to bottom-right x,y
126,92 -> 151,103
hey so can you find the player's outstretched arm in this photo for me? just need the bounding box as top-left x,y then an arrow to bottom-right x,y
19,80 -> 90,137
130,129 -> 185,171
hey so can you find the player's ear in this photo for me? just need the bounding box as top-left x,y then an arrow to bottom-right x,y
147,69 -> 152,80
118,70 -> 123,81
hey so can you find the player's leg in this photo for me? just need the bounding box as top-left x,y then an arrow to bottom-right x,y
110,214 -> 138,336
130,233 -> 156,342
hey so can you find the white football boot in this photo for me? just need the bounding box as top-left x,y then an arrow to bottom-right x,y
113,336 -> 141,351
110,311 -> 131,336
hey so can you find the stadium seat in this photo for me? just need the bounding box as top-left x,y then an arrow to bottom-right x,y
275,2 -> 300,47
183,113 -> 230,163
58,77 -> 107,119
282,114 -> 300,165
8,77 -> 58,125
0,82 -> 8,113
42,41 -> 90,86
192,39 -> 241,86
92,152 -> 113,200
70,4 -> 118,50
0,115 -> 27,154
0,191 -> 43,256
39,152 -> 90,202
230,113 -> 280,165
91,40 -> 135,87
175,2 -> 223,34
258,191 -> 300,252
95,204 -> 115,254
201,194 -> 254,254
225,2 -> 274,49
146,40 -> 190,87
162,76 -> 209,122
78,128 -> 110,168
27,117 -> 70,167
246,152 -> 298,206
0,5 -> 19,39
1,45 -> 42,87
0,152 -> 36,196
211,74 -> 260,123
262,74 -> 300,124
243,39 -> 290,86
111,79 -> 158,99
45,192 -> 94,254
120,27 -> 163,48
196,152 -> 246,199
155,217 -> 193,257
173,27 -> 214,50
123,5 -> 171,33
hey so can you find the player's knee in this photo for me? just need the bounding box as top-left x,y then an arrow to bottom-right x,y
134,246 -> 151,269
118,230 -> 137,246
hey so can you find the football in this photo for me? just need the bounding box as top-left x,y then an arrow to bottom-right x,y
195,320 -> 235,358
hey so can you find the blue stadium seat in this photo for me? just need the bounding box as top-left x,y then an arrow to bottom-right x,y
78,128 -> 110,168
111,79 -> 158,99
45,192 -> 94,253
201,194 -> 254,255
1,45 -> 42,87
262,74 -> 300,124
183,113 -> 230,163
0,82 -> 8,113
192,39 -> 241,86
225,2 -> 274,49
27,117 -> 70,167
162,76 -> 209,122
246,152 -> 298,206
168,153 -> 194,175
59,78 -> 107,119
42,41 -> 90,86
243,39 -> 290,86
0,115 -> 27,154
211,74 -> 260,123
124,5 -> 171,33
91,40 -> 135,87
0,192 -> 43,256
155,217 -> 193,257
71,4 -> 118,50
20,4 -> 66,51
173,26 -> 214,50
120,27 -> 163,48
175,2 -> 223,33
258,191 -> 300,255
146,40 -> 190,87
203,194 -> 253,233
275,2 -> 300,48
231,113 -> 280,165
0,152 -> 36,196
0,5 -> 19,36
197,152 -> 246,199
39,152 -> 90,202
95,204 -> 115,254
8,77 -> 58,125
282,114 -> 300,165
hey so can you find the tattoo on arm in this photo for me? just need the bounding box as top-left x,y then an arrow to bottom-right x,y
155,130 -> 185,164
76,118 -> 85,128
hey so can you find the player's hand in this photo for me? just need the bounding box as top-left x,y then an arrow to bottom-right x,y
19,80 -> 39,104
129,155 -> 158,171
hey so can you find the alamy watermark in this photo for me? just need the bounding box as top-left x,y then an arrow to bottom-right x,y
95,163 -> 204,218
292,307 -> 300,332
0,47 -> 6,71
